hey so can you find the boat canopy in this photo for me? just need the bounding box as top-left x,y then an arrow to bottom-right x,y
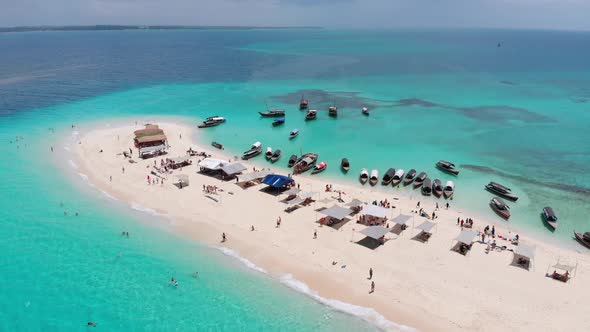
445,181 -> 455,189
236,170 -> 272,183
492,197 -> 508,208
198,158 -> 228,170
543,207 -> 557,220
252,142 -> 262,149
394,169 -> 404,178
370,170 -> 379,178
291,129 -> 299,134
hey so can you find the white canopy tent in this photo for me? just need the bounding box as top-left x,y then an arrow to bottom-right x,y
454,229 -> 478,244
300,191 -> 319,199
198,158 -> 228,170
391,214 -> 412,226
174,174 -> 189,189
319,205 -> 353,220
416,220 -> 436,233
282,188 -> 301,196
359,226 -> 391,240
221,162 -> 247,176
361,204 -> 390,218
513,243 -> 536,270
345,199 -> 365,208
236,170 -> 272,183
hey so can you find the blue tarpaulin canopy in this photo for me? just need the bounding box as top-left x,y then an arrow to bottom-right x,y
262,174 -> 294,188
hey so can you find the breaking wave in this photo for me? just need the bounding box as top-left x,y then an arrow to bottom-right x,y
279,274 -> 415,332
216,247 -> 267,274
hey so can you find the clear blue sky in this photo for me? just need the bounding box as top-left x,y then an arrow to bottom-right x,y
2,0 -> 590,30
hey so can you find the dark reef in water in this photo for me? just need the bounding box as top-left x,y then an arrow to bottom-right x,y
271,89 -> 387,110
273,90 -> 553,124
499,80 -> 517,85
393,98 -> 553,124
462,164 -> 590,197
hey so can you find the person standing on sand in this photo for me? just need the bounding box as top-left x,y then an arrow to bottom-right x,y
435,202 -> 439,211
251,225 -> 255,231
222,233 -> 226,242
446,202 -> 450,209
492,226 -> 496,237
416,201 -> 420,208
313,230 -> 317,239
370,281 -> 375,294
369,268 -> 373,280
109,176 -> 112,182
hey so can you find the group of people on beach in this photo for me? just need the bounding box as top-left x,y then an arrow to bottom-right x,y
146,175 -> 164,186
203,184 -> 218,194
458,217 -> 475,229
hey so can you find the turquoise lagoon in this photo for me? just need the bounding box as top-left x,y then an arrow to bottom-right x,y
1,28 -> 590,331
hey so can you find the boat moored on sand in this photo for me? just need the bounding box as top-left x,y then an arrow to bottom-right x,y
490,197 -> 510,219
311,161 -> 327,174
381,168 -> 395,185
404,169 -> 417,186
413,172 -> 427,188
211,141 -> 224,150
443,181 -> 455,198
574,231 -> 590,250
341,158 -> 350,172
265,147 -> 273,159
391,169 -> 405,187
421,178 -> 432,196
542,207 -> 558,231
288,154 -> 298,167
270,149 -> 281,163
370,169 -> 379,186
485,182 -> 518,201
198,116 -> 226,128
293,153 -> 318,174
436,160 -> 460,175
242,142 -> 262,160
432,179 -> 443,197
359,168 -> 369,184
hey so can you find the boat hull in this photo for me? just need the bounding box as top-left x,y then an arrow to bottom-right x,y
485,185 -> 519,201
542,214 -> 557,231
574,232 -> 590,250
490,203 -> 510,219
443,190 -> 454,199
241,149 -> 262,160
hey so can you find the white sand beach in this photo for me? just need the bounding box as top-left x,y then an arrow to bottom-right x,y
67,119 -> 590,332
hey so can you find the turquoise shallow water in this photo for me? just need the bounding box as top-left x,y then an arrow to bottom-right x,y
1,28 -> 590,330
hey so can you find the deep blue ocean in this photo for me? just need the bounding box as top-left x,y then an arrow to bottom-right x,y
1,28 -> 590,331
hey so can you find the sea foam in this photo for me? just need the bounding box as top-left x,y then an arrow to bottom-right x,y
130,202 -> 159,216
216,247 -> 267,274
279,274 -> 415,332
68,159 -> 78,169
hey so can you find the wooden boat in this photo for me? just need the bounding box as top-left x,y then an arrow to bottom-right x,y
436,160 -> 459,175
311,161 -> 327,174
299,96 -> 309,110
391,169 -> 405,187
359,168 -> 369,184
370,169 -> 379,186
270,149 -> 281,163
341,158 -> 350,172
421,178 -> 432,196
293,153 -> 318,174
211,141 -> 224,150
381,168 -> 395,185
443,181 -> 455,199
272,117 -> 285,127
542,207 -> 558,231
485,181 -> 518,201
288,154 -> 298,167
198,116 -> 226,128
305,109 -> 317,121
328,105 -> 338,117
259,109 -> 285,117
289,129 -> 299,139
413,172 -> 427,188
490,197 -> 510,219
432,179 -> 443,198
265,147 -> 273,159
362,107 -> 369,116
574,231 -> 590,250
403,169 -> 417,186
241,142 -> 262,160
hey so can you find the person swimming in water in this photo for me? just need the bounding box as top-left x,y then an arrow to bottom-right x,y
87,322 -> 97,327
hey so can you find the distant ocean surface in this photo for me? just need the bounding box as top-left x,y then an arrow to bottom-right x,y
1,28 -> 590,331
